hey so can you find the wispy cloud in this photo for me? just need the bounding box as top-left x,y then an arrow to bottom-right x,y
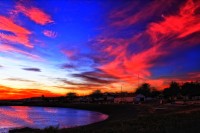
60,63 -> 76,69
56,85 -> 109,94
6,78 -> 35,82
60,79 -> 101,86
110,0 -> 176,27
0,44 -> 42,60
71,70 -> 118,85
56,70 -> 118,93
43,30 -> 57,38
61,49 -> 76,59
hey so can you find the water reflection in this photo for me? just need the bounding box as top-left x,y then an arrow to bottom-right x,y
0,106 -> 108,133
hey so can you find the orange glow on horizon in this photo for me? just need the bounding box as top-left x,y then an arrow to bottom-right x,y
0,85 -> 61,100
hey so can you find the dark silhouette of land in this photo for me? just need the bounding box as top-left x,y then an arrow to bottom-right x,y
1,81 -> 200,105
2,81 -> 200,133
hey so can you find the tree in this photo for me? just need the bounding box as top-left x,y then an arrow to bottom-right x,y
90,90 -> 103,99
163,88 -> 171,98
163,81 -> 180,98
66,92 -> 77,102
181,81 -> 200,97
181,82 -> 193,97
151,89 -> 161,98
194,81 -> 200,96
169,81 -> 180,97
135,83 -> 151,97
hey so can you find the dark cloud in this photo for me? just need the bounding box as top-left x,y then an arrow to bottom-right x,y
60,63 -> 76,69
88,53 -> 113,65
60,79 -> 101,86
57,70 -> 118,89
71,69 -> 118,84
22,67 -> 41,72
55,85 -> 108,92
154,73 -> 200,81
82,69 -> 117,79
55,86 -> 93,91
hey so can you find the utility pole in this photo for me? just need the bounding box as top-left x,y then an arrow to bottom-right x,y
121,84 -> 122,103
138,74 -> 139,88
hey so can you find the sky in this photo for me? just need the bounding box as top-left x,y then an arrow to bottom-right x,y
0,0 -> 200,99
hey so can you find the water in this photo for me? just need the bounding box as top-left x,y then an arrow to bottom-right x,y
0,106 -> 108,133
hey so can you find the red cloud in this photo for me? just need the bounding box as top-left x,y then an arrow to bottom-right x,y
0,16 -> 32,48
43,30 -> 57,38
16,4 -> 53,25
95,0 -> 200,90
148,0 -> 200,41
100,44 -> 165,83
0,85 -> 60,100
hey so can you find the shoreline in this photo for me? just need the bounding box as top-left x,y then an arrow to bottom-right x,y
3,103 -> 200,133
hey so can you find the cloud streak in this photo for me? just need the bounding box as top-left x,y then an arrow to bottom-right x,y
43,30 -> 57,38
110,0 -> 176,27
60,79 -> 101,86
0,44 -> 42,60
62,49 -> 76,59
60,63 -> 76,69
22,68 -> 41,72
6,78 -> 35,83
72,70 -> 117,84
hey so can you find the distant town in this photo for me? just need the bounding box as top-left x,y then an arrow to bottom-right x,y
1,81 -> 200,106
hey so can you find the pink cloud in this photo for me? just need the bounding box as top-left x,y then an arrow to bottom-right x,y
15,4 -> 53,25
0,44 -> 42,60
0,15 -> 32,48
43,30 -> 57,38
62,49 -> 76,59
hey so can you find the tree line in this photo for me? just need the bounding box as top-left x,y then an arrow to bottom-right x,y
135,81 -> 200,99
66,81 -> 200,100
